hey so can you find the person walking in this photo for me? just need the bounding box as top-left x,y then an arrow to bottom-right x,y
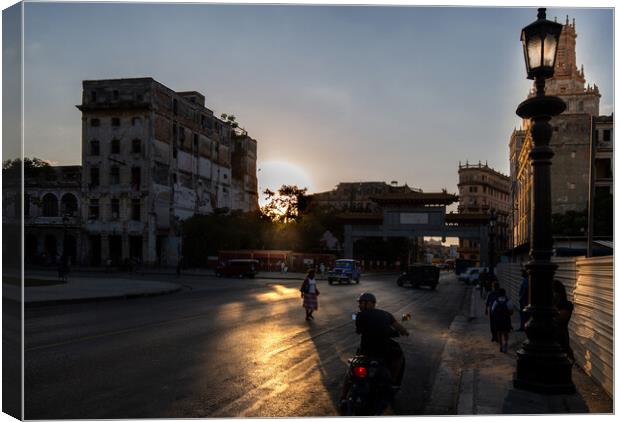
58,254 -> 70,282
485,281 -> 501,342
468,280 -> 483,321
518,269 -> 530,331
491,288 -> 514,353
553,279 -> 575,362
300,269 -> 320,321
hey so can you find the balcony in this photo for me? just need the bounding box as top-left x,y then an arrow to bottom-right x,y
26,215 -> 81,227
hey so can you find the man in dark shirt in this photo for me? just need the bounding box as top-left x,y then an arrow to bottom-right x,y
340,293 -> 409,408
356,293 -> 409,362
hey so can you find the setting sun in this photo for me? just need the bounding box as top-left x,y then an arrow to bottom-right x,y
258,160 -> 313,206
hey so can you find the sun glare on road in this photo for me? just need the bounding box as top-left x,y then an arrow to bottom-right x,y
256,284 -> 300,302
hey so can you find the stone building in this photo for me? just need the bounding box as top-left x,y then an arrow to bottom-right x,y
76,77 -> 258,266
307,181 -> 422,212
587,114 -> 614,244
3,165 -> 82,266
456,162 -> 510,264
590,115 -> 614,198
510,17 -> 613,251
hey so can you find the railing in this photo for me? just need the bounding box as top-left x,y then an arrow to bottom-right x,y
496,256 -> 614,397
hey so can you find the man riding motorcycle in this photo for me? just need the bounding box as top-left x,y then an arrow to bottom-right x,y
340,292 -> 409,409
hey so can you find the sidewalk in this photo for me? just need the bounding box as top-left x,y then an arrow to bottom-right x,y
5,275 -> 182,307
426,286 -> 613,415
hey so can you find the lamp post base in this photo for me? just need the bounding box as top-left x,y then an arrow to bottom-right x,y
513,343 -> 575,394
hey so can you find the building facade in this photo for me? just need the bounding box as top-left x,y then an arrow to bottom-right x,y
307,181 -> 423,212
76,78 -> 259,266
4,77 -> 262,268
457,161 -> 510,264
510,18 -> 614,251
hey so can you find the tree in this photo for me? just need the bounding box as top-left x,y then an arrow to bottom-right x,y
181,211 -> 272,267
3,157 -> 54,180
220,112 -> 239,128
261,185 -> 308,224
552,210 -> 587,236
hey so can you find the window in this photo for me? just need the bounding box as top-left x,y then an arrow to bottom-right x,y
132,139 -> 142,154
131,117 -> 141,126
131,167 -> 141,190
42,193 -> 59,217
91,91 -> 97,102
111,117 -> 120,127
61,193 -> 78,216
111,138 -> 120,154
595,158 -> 612,179
90,167 -> 100,187
179,127 -> 185,146
173,123 -> 177,141
603,129 -> 611,142
193,134 -> 199,150
110,198 -> 120,220
173,144 -> 178,159
91,118 -> 100,127
24,194 -> 30,217
113,90 -> 119,100
131,199 -> 141,221
173,99 -> 178,115
90,140 -> 100,156
89,199 -> 100,220
110,166 -> 120,185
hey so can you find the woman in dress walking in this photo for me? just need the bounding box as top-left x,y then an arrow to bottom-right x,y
300,269 -> 320,321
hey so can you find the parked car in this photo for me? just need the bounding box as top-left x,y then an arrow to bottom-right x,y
327,259 -> 362,284
397,264 -> 440,289
215,259 -> 259,278
458,267 -> 487,285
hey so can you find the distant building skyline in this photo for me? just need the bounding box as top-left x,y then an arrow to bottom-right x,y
3,3 -> 614,200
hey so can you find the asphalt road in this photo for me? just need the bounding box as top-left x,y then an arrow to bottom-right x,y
24,271 -> 467,418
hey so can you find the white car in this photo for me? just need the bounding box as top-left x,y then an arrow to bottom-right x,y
458,267 -> 488,285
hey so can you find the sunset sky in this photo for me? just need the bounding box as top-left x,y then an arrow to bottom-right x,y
3,1 -> 614,201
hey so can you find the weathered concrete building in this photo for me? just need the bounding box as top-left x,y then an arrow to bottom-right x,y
456,162 -> 510,263
510,17 -> 614,251
76,77 -> 258,266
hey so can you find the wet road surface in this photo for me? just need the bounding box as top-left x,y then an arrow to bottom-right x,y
25,271 -> 466,418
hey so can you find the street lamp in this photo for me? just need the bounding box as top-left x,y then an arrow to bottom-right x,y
513,8 -> 575,394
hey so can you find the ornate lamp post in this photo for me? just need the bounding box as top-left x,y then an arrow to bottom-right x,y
513,8 -> 575,393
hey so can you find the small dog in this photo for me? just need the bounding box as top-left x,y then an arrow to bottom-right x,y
401,313 -> 411,322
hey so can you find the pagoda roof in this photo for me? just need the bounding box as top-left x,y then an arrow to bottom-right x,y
370,192 -> 458,206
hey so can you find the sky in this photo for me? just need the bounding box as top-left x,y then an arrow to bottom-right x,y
2,1 -> 615,201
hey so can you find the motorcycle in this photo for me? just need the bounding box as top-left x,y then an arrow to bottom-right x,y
341,316 -> 405,416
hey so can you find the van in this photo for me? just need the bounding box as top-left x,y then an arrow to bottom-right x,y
215,259 -> 259,278
458,267 -> 487,285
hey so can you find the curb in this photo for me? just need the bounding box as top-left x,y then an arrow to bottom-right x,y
24,285 -> 183,308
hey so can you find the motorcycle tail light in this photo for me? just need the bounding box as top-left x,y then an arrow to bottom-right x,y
353,366 -> 368,378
